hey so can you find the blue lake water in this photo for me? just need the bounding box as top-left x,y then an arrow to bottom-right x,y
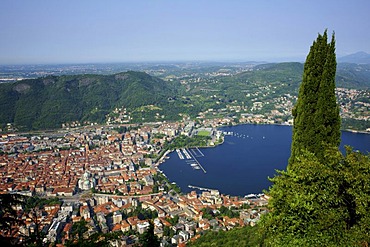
159,124 -> 370,196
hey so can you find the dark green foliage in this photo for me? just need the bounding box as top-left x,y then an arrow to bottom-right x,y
24,196 -> 61,212
71,220 -> 88,240
188,225 -> 263,247
123,204 -> 158,220
167,215 -> 179,226
0,194 -> 59,246
163,226 -> 175,238
200,206 -> 239,220
0,194 -> 26,246
113,126 -> 127,134
0,71 -> 175,130
218,205 -> 240,218
290,30 -> 340,165
138,222 -> 160,247
164,135 -> 211,150
200,208 -> 214,220
261,148 -> 370,246
65,220 -> 121,246
0,83 -> 18,126
341,118 -> 370,131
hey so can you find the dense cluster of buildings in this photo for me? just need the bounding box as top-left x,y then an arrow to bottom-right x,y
336,87 -> 370,122
0,121 -> 268,246
193,87 -> 369,131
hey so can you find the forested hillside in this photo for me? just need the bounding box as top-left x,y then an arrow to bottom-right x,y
0,71 -> 176,130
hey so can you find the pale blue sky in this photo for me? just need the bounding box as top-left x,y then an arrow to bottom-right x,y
1,0 -> 369,64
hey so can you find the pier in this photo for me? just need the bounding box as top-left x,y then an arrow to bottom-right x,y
186,148 -> 207,173
196,147 -> 204,157
189,147 -> 205,157
176,149 -> 184,159
188,185 -> 213,191
156,150 -> 171,165
181,148 -> 192,159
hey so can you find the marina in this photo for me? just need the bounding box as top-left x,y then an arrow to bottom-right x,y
175,148 -> 207,173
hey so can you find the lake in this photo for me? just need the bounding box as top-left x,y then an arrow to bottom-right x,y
159,124 -> 370,196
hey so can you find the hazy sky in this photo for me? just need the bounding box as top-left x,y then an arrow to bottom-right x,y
1,0 -> 369,64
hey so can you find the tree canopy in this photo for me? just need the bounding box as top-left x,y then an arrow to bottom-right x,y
261,147 -> 370,246
290,30 -> 341,166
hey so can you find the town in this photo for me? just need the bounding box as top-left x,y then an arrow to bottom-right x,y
0,120 -> 269,246
0,63 -> 369,246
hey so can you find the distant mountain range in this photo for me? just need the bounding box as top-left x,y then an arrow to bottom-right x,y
338,51 -> 370,64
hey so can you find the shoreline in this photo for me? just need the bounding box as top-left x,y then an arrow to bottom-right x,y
219,122 -> 369,135
2,121 -> 369,137
342,128 -> 370,135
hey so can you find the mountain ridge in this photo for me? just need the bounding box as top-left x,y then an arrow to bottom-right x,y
338,51 -> 370,64
0,62 -> 369,131
0,71 -> 175,130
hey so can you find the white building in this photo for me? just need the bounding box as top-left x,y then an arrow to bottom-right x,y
137,221 -> 150,234
113,211 -> 122,225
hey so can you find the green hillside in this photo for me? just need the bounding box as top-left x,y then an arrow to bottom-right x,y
336,63 -> 370,89
0,71 -> 176,130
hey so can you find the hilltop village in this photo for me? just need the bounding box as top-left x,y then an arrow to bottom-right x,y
0,120 -> 269,246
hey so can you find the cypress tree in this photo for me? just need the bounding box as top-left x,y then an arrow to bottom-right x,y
259,31 -> 370,246
289,30 -> 340,167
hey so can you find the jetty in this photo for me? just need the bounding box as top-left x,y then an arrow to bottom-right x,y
195,147 -> 204,157
176,149 -> 184,159
189,147 -> 205,157
188,185 -> 213,191
156,150 -> 171,165
186,148 -> 207,173
181,148 -> 192,159
223,131 -> 233,136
